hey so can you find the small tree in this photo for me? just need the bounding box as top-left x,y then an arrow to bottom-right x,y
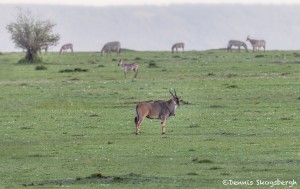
6,10 -> 60,63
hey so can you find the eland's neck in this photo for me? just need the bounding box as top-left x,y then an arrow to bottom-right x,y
168,98 -> 178,110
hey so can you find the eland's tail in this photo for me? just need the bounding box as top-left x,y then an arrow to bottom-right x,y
134,105 -> 139,124
134,116 -> 138,124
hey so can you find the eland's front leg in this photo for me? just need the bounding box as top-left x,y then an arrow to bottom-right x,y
161,117 -> 167,135
135,123 -> 140,135
135,116 -> 143,135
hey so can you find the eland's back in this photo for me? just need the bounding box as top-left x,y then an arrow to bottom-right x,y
136,100 -> 169,120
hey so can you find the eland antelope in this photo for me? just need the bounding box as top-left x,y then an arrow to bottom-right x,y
171,42 -> 184,54
134,89 -> 180,135
101,41 -> 121,56
246,36 -> 266,52
118,59 -> 139,79
59,43 -> 73,54
227,40 -> 248,52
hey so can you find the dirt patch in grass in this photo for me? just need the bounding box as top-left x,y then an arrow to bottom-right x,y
180,99 -> 191,105
59,68 -> 88,73
272,61 -> 285,64
255,54 -> 265,58
35,65 -> 47,70
192,158 -> 214,164
22,172 -> 195,186
189,123 -> 200,128
148,61 -> 159,68
209,105 -> 226,109
225,84 -> 238,89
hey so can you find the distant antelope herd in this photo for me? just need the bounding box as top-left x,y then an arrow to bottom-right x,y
35,36 -> 267,135
38,34 -> 266,55
228,36 -> 266,53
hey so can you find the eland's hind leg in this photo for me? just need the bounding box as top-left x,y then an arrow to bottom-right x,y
134,116 -> 144,135
134,116 -> 139,135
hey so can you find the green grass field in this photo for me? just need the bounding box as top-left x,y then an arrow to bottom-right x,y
0,50 -> 299,188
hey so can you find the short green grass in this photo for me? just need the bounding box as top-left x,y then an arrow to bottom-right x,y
0,50 -> 299,188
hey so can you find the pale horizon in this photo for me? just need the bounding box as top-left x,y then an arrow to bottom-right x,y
0,0 -> 299,6
1,3 -> 300,52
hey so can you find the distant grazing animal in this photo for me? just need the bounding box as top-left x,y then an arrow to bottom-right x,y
134,89 -> 180,135
118,59 -> 139,79
59,43 -> 73,54
246,36 -> 266,52
227,40 -> 248,52
171,42 -> 185,54
101,41 -> 121,56
39,44 -> 48,54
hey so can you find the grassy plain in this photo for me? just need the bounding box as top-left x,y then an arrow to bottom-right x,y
0,50 -> 299,188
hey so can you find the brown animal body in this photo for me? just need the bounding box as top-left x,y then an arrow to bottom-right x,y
134,90 -> 180,135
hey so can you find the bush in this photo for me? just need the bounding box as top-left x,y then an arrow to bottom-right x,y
148,61 -> 159,68
255,54 -> 265,58
18,56 -> 43,64
207,72 -> 215,76
148,62 -> 158,68
35,65 -> 47,70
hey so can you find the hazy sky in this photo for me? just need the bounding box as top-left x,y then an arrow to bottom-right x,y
1,1 -> 300,51
0,0 -> 299,6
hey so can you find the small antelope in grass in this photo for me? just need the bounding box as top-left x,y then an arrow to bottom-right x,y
171,42 -> 185,54
59,43 -> 73,54
134,89 -> 180,135
246,36 -> 266,52
118,59 -> 139,79
227,40 -> 248,52
39,44 -> 48,54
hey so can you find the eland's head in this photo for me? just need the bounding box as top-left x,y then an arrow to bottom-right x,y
169,89 -> 180,108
